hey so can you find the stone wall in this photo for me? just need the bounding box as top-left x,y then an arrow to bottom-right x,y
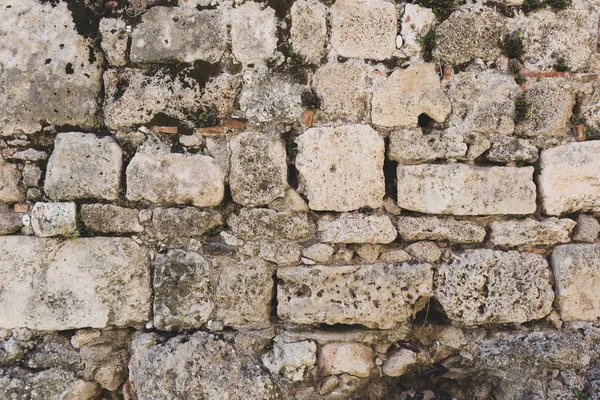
2,0 -> 600,399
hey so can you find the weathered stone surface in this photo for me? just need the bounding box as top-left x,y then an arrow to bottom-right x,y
388,127 -> 467,163
81,204 -> 143,234
397,164 -> 537,215
434,8 -> 505,64
202,73 -> 241,117
397,216 -> 486,243
153,250 -> 214,330
99,18 -> 129,66
490,218 -> 575,247
130,7 -> 228,63
262,338 -> 317,381
22,163 -> 42,188
486,137 -> 539,163
538,141 -> 600,215
383,349 -> 417,377
0,205 -> 22,235
277,263 -> 433,329
372,64 -> 451,127
405,241 -> 441,263
296,125 -> 385,211
379,249 -> 412,263
127,152 -> 224,207
259,242 -> 302,265
44,133 -> 122,201
0,237 -> 151,330
152,207 -> 222,239
330,0 -> 396,60
0,368 -> 99,400
290,0 -> 328,64
230,132 -> 288,207
0,158 -> 23,203
400,5 -> 436,60
269,188 -> 309,213
229,208 -> 314,241
0,0 -> 102,135
231,2 -> 277,65
435,250 -> 554,325
317,214 -> 397,244
319,343 -> 374,378
129,331 -> 278,399
573,214 -> 600,243
31,202 -> 76,238
551,244 -> 600,321
303,243 -> 335,263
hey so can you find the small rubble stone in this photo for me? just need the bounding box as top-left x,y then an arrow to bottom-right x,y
290,0 -> 328,64
81,204 -> 143,234
229,208 -> 314,241
318,214 -> 397,244
372,64 -> 451,127
490,218 -> 575,247
262,338 -> 317,382
397,164 -> 537,215
303,243 -> 335,263
0,158 -> 23,203
202,73 -> 241,117
572,215 -> 600,243
400,5 -> 436,60
127,152 -> 225,207
319,343 -> 374,378
31,202 -> 76,238
486,137 -> 539,163
355,244 -> 381,263
259,242 -> 302,265
269,188 -> 309,213
99,18 -> 129,66
379,249 -> 412,263
388,127 -> 467,163
229,132 -> 288,207
435,250 -> 554,325
383,349 -> 418,377
7,148 -> 47,162
231,2 -> 278,65
334,248 -> 355,264
296,125 -> 385,211
0,205 -> 23,235
405,241 -> 441,263
22,163 -> 42,188
397,216 -> 486,243
152,207 -> 222,238
551,244 -> 600,321
277,263 -> 433,329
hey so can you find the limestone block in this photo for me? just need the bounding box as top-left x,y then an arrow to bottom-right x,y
0,158 -> 23,203
490,218 -> 575,247
573,215 -> 600,243
231,2 -> 278,65
99,18 -> 129,66
31,202 -> 76,238
319,343 -> 374,378
229,208 -> 314,241
303,243 -> 335,263
290,0 -> 328,64
259,242 -> 302,265
486,137 -> 539,163
81,204 -> 143,234
388,127 -> 466,163
317,213 -> 397,244
152,207 -> 222,238
405,241 -> 441,263
383,349 -> 417,377
262,338 -> 317,381
400,5 -> 436,60
397,216 -> 486,243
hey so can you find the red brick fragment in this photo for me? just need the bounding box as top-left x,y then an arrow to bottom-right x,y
196,126 -> 225,135
574,124 -> 586,142
14,204 -> 28,213
221,119 -> 245,129
301,110 -> 314,128
149,126 -> 178,134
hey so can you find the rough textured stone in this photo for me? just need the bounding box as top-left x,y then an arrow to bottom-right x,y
379,249 -> 412,263
130,7 -> 228,64
45,133 -> 122,201
397,216 -> 486,243
277,263 -> 433,329
129,331 -> 278,400
81,204 -> 143,234
0,368 -> 99,400
259,242 -> 302,265
317,214 -> 397,244
99,18 -> 129,66
383,349 -> 418,377
0,0 -> 102,135
230,132 -> 288,207
127,152 -> 224,207
202,73 -> 241,117
303,243 -> 335,263
153,250 -> 214,330
551,244 -> 600,321
435,250 -> 554,325
405,241 -> 441,263
372,63 -> 451,127
400,5 -> 436,60
231,2 -> 277,65
229,209 -> 314,241
434,8 -> 505,64
319,343 -> 374,378
22,163 -> 42,188
397,164 -> 537,215
290,0 -> 327,64
152,207 -> 222,238
388,127 -> 467,163
0,204 -> 22,235
573,214 -> 600,243
0,237 -> 151,330
296,125 -> 385,212
262,338 -> 317,381
490,218 -> 575,247
0,158 -> 23,203
486,137 -> 539,163
538,141 -> 600,215
268,188 -> 309,213
355,244 -> 381,263
31,202 -> 76,238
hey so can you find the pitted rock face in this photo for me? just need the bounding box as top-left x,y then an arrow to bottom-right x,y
290,0 -> 328,64
388,127 -> 467,163
231,2 -> 278,65
0,158 -> 23,203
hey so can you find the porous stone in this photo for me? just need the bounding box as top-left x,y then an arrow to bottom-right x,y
81,204 -> 143,234
318,214 -> 397,244
0,237 -> 151,330
296,125 -> 385,212
551,244 -> 600,321
129,331 -> 278,400
405,241 -> 441,263
435,250 -> 554,325
153,250 -> 214,330
259,242 -> 302,265
130,7 -> 228,63
0,158 -> 23,202
202,73 -> 241,117
230,132 -> 288,207
379,249 -> 412,263
231,2 -> 278,65
400,5 -> 436,60
573,214 -> 600,243
388,127 -> 467,163
22,163 -> 42,188
355,244 -> 380,263
262,338 -> 317,382
229,208 -> 314,241
397,164 -> 537,215
0,368 -> 99,400
490,218 -> 575,247
99,18 -> 129,66
152,207 -> 222,238
397,216 -> 486,243
127,152 -> 224,207
303,243 -> 335,263
538,141 -> 600,215
383,349 -> 418,377
319,343 -> 374,378
290,0 -> 328,64
434,8 -> 505,64
372,63 -> 451,127
486,137 -> 539,163
277,263 -> 433,329
0,205 -> 22,235
269,188 -> 309,213
31,202 -> 76,238
0,0 -> 102,135
330,0 -> 397,60
7,148 -> 47,162
45,133 -> 122,201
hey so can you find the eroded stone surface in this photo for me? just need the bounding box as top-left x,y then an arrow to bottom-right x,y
388,127 -> 467,163
486,137 -> 539,163
81,204 -> 143,234
317,213 -> 397,244
400,5 -> 436,60
397,216 -> 485,243
435,250 -> 554,325
229,208 -> 314,241
573,214 -> 600,243
0,159 -> 23,203
152,207 -> 222,238
490,218 -> 575,247
383,349 -> 417,377
231,2 -> 277,65
99,18 -> 129,66
277,263 -> 433,329
290,0 -> 328,64
262,338 -> 317,382
259,242 -> 302,265
397,164 -> 537,215
0,205 -> 23,235
319,343 -> 374,378
296,125 -> 385,212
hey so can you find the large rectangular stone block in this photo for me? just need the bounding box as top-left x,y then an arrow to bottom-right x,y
397,164 -> 536,215
0,237 -> 151,331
